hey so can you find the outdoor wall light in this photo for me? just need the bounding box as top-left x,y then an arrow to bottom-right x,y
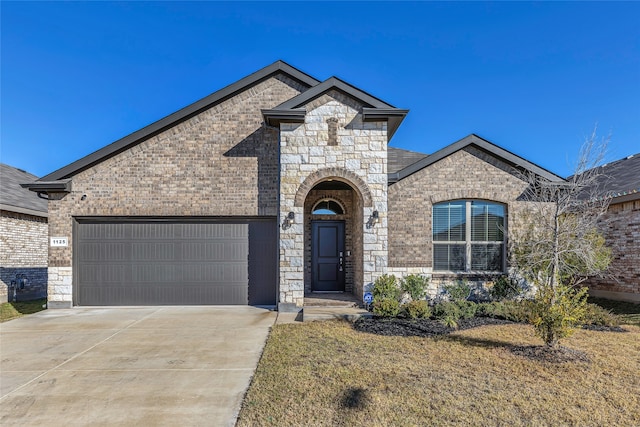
366,210 -> 380,229
282,211 -> 295,230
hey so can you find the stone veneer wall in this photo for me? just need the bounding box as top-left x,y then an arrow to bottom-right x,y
0,210 -> 48,302
279,90 -> 388,308
45,74 -> 307,307
585,198 -> 640,302
388,146 -> 533,288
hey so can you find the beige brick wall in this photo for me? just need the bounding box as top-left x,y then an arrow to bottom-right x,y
0,210 -> 48,301
45,74 -> 307,304
388,146 -> 531,272
585,198 -> 640,301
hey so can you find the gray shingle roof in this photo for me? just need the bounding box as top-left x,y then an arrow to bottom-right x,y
387,147 -> 429,174
0,163 -> 48,216
587,153 -> 640,202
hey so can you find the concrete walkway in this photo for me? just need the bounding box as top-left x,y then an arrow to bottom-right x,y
0,306 -> 276,426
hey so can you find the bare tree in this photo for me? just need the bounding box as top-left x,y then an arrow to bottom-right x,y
510,129 -> 612,347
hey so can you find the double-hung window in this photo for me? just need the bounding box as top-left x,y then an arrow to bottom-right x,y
433,200 -> 505,272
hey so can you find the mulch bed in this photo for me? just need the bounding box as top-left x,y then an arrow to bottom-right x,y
510,345 -> 591,363
354,316 -> 626,363
582,324 -> 627,332
353,316 -> 514,337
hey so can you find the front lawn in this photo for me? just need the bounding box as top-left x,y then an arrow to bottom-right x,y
0,298 -> 47,322
237,319 -> 639,426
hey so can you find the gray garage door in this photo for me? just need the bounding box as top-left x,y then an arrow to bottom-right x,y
74,219 -> 276,306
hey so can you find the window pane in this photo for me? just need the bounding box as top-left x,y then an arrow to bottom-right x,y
471,243 -> 503,271
434,244 -> 466,271
312,200 -> 344,215
471,201 -> 504,242
433,202 -> 465,242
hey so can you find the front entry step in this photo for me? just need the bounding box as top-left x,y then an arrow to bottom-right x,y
302,306 -> 371,323
303,293 -> 360,307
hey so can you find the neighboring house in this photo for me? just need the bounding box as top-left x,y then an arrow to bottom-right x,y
583,154 -> 640,302
1,163 -> 48,302
23,60 -> 565,310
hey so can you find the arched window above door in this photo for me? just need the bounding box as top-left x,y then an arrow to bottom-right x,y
312,199 -> 344,215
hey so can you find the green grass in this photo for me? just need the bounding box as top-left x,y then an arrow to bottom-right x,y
0,298 -> 47,322
237,320 -> 640,426
588,297 -> 640,327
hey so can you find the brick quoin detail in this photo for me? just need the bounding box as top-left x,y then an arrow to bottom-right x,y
294,168 -> 373,207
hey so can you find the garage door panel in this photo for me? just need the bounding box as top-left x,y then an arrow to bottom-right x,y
75,220 -> 273,306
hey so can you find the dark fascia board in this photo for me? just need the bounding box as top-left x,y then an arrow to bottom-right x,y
609,191 -> 640,204
0,203 -> 48,218
40,60 -> 320,181
261,108 -> 307,125
21,179 -> 72,192
264,77 -> 408,141
362,108 -> 409,141
389,134 -> 565,184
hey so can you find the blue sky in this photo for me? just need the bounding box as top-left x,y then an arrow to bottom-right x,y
2,1 -> 638,178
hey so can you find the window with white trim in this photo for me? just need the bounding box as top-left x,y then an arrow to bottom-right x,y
432,200 -> 505,272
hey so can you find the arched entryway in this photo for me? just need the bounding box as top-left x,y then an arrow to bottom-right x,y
302,179 -> 364,299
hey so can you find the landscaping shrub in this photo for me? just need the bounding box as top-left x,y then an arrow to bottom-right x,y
582,303 -> 620,327
433,301 -> 462,327
455,301 -> 478,319
400,274 -> 429,301
502,300 -> 535,323
489,275 -> 521,301
443,279 -> 471,302
477,301 -> 504,318
477,300 -> 534,323
402,300 -> 431,319
372,298 -> 401,318
372,274 -> 401,302
531,284 -> 588,347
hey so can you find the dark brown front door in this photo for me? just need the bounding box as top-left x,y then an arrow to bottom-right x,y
311,220 -> 345,292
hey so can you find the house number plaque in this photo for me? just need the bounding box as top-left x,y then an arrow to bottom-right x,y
50,237 -> 68,247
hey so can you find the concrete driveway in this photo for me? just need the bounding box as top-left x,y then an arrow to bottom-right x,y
0,306 -> 276,426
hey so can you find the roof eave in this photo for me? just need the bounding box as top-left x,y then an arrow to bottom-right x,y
362,108 -> 409,141
261,109 -> 307,126
21,179 -> 72,193
609,191 -> 640,204
0,203 -> 48,218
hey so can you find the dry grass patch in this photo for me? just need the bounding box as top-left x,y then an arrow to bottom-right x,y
237,320 -> 639,426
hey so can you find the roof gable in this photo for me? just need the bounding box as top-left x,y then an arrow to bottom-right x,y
0,163 -> 47,216
389,134 -> 565,184
262,76 -> 408,141
39,60 -> 320,182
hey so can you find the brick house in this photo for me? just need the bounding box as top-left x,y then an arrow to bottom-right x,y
1,164 -> 48,302
23,61 -> 566,310
584,154 -> 640,302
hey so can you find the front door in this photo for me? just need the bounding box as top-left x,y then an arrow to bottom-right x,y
311,220 -> 345,292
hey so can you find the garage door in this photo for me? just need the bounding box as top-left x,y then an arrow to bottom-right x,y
74,219 -> 276,306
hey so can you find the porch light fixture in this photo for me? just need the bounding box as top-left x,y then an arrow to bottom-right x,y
282,211 -> 295,230
366,210 -> 379,229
